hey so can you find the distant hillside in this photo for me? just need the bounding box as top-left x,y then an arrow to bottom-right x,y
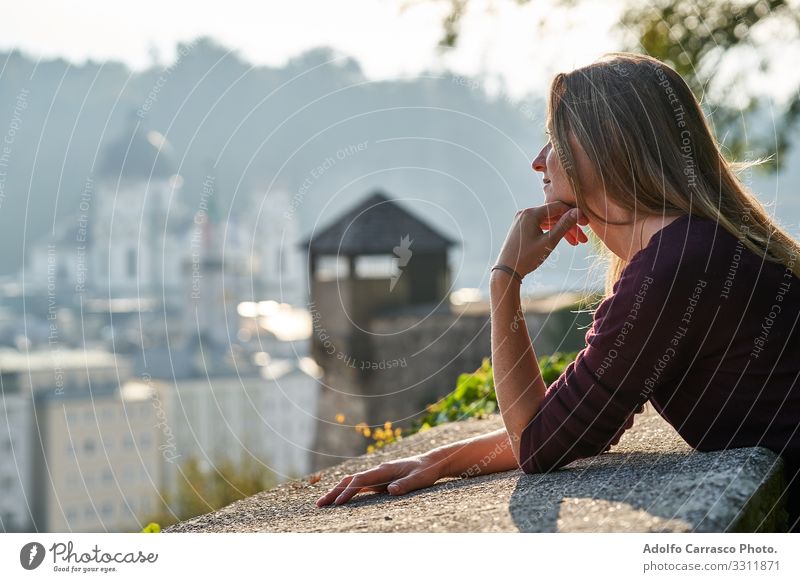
0,38 -> 797,293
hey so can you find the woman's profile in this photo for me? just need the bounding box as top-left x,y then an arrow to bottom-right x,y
316,52 -> 800,531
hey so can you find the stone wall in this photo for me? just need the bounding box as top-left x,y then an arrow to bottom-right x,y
167,406 -> 789,533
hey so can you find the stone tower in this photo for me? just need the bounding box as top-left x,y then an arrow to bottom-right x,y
302,190 -> 457,469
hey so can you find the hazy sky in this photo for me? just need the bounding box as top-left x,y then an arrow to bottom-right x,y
1,0 -> 623,98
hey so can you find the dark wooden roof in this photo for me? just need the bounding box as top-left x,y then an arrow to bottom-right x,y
301,191 -> 458,255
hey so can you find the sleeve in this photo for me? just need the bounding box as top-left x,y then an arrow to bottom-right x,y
518,251 -> 709,474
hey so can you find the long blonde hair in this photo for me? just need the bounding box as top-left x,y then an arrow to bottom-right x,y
546,52 -> 800,297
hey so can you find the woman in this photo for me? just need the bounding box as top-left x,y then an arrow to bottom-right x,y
316,53 -> 800,530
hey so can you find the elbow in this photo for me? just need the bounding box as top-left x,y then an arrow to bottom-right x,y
516,420 -> 571,475
518,447 -> 569,475
519,457 -> 565,475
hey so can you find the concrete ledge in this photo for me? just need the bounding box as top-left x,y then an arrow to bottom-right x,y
166,407 -> 788,532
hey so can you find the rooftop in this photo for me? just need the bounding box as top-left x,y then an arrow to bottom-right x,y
301,190 -> 458,256
98,123 -> 175,181
0,348 -> 119,373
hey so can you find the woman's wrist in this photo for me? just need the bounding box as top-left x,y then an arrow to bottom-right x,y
490,263 -> 524,283
490,268 -> 523,294
421,445 -> 455,479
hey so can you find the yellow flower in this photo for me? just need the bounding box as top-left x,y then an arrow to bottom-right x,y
335,413 -> 345,423
367,445 -> 375,454
384,421 -> 392,430
362,427 -> 371,437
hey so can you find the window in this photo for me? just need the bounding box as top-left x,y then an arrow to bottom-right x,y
1,476 -> 15,492
65,508 -> 78,524
126,248 -> 137,279
315,256 -> 349,280
355,255 -> 398,279
66,472 -> 79,488
83,504 -> 95,520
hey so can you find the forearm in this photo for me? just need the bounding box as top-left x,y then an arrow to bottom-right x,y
423,428 -> 520,478
489,272 -> 547,463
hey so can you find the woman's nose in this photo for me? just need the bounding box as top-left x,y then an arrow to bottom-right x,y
532,143 -> 549,172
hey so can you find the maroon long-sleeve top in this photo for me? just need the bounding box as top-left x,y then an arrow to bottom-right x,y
519,213 -> 800,525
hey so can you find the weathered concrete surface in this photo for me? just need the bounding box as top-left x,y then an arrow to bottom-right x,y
166,406 -> 788,532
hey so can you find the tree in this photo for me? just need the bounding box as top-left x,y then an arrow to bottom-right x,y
426,0 -> 800,167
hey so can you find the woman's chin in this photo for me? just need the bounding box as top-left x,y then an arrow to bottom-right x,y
543,189 -> 574,208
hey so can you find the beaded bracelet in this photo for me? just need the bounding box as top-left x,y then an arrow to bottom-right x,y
490,264 -> 524,283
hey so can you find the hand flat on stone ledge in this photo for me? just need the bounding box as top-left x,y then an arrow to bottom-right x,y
315,453 -> 442,507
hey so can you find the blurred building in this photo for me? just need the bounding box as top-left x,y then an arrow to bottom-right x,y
247,186 -> 306,307
155,365 -> 320,500
0,349 -> 162,532
31,380 -> 160,532
0,367 -> 32,532
22,122 -> 188,304
90,123 -> 188,300
21,123 -> 305,354
137,339 -> 320,507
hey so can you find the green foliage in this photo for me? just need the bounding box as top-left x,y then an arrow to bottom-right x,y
140,522 -> 161,533
356,351 -> 579,452
142,455 -> 277,530
415,357 -> 498,430
434,0 -> 800,167
411,352 -> 578,434
538,351 -> 579,385
620,0 -> 800,165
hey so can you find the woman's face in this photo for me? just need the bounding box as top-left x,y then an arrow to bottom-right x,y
532,132 -> 626,233
532,140 -> 576,208
532,131 -> 645,256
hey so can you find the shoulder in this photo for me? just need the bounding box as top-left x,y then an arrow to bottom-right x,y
591,215 -> 718,338
623,214 -> 729,292
632,214 -> 720,275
